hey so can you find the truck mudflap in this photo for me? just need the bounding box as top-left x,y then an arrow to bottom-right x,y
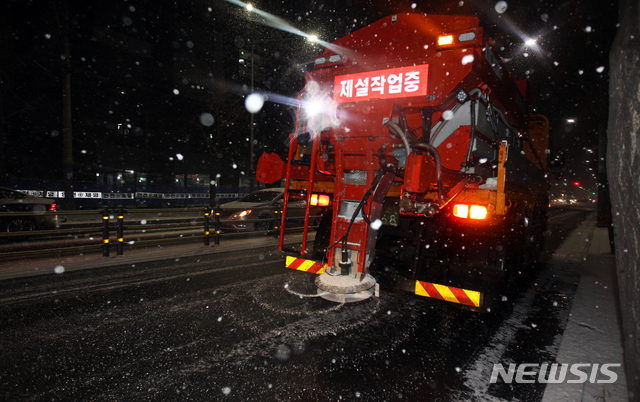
373,271 -> 489,310
415,280 -> 482,308
285,255 -> 327,274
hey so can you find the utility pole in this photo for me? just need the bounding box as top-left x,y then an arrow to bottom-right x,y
0,92 -> 6,187
249,42 -> 255,194
62,0 -> 74,208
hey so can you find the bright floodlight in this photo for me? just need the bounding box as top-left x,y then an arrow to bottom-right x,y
566,118 -> 576,123
525,38 -> 536,47
246,3 -> 253,11
308,35 -> 318,42
305,99 -> 323,117
302,92 -> 339,133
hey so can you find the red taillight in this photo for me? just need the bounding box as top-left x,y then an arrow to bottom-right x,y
48,203 -> 57,211
318,194 -> 331,207
310,194 -> 331,207
469,205 -> 487,220
452,204 -> 469,218
452,204 -> 487,220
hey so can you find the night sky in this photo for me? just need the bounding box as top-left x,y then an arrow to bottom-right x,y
0,0 -> 619,194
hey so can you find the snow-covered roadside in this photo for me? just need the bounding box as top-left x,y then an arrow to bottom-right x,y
459,213 -> 628,401
542,227 -> 628,402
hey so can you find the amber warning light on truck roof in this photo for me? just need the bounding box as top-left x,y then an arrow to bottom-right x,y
437,35 -> 454,46
333,64 -> 429,103
437,30 -> 478,48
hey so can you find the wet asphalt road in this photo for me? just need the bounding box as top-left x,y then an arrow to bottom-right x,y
0,207 -> 593,401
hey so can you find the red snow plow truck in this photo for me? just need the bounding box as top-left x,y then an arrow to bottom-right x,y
256,13 -> 549,311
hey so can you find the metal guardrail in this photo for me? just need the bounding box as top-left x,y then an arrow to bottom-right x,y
0,206 -> 321,260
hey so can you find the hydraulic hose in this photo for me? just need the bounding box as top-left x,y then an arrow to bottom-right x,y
340,168 -> 385,272
474,90 -> 545,170
463,99 -> 477,171
384,120 -> 412,156
325,164 -> 401,272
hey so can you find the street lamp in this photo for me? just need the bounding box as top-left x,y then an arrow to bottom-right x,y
249,42 -> 256,193
229,0 -> 323,192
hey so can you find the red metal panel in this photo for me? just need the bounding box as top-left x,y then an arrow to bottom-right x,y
436,125 -> 471,171
404,153 -> 437,193
256,152 -> 284,184
331,14 -> 479,62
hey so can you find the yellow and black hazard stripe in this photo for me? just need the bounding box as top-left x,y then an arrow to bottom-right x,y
415,280 -> 482,308
285,256 -> 327,274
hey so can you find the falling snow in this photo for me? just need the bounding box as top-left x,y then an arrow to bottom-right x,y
199,113 -> 214,126
370,219 -> 383,230
494,1 -> 508,14
461,55 -> 474,65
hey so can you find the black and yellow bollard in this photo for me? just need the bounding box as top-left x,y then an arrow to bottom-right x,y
204,207 -> 210,246
117,206 -> 124,255
214,205 -> 221,246
102,206 -> 110,257
273,209 -> 281,239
